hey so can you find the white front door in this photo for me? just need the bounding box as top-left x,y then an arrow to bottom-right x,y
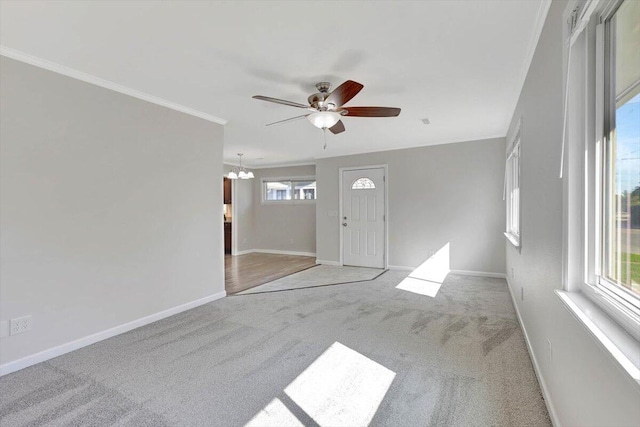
342,167 -> 386,268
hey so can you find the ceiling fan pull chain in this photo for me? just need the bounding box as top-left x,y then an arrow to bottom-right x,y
323,128 -> 327,150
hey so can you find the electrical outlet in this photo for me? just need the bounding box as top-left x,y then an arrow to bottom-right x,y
547,338 -> 553,365
10,316 -> 32,336
289,238 -> 294,244
511,267 -> 514,278
520,286 -> 524,301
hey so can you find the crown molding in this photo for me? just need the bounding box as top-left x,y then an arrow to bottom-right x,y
0,46 -> 228,126
505,0 -> 552,132
250,161 -> 316,170
314,134 -> 506,161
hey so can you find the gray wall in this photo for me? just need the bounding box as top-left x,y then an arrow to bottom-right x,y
223,164 -> 254,253
252,165 -> 316,255
316,138 -> 506,273
505,1 -> 640,425
0,57 -> 225,366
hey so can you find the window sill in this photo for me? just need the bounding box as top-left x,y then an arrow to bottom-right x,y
555,290 -> 640,389
504,232 -> 520,248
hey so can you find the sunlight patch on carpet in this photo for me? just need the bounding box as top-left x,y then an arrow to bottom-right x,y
284,342 -> 395,426
246,342 -> 395,427
245,398 -> 304,427
396,243 -> 450,297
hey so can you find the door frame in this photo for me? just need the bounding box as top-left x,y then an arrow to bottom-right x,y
338,164 -> 388,268
231,179 -> 238,256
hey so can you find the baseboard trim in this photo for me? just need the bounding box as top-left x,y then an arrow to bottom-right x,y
252,249 -> 316,257
235,249 -> 254,256
388,266 -> 507,279
232,249 -> 316,257
450,270 -> 507,279
506,278 -> 560,426
0,290 -> 226,377
316,260 -> 341,266
388,265 -> 414,271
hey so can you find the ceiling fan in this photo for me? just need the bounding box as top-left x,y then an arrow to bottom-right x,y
252,80 -> 401,135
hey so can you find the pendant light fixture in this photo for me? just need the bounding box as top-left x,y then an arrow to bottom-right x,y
227,153 -> 254,180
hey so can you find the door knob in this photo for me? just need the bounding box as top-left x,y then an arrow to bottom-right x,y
342,222 -> 348,226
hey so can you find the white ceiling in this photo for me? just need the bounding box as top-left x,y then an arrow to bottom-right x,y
0,0 -> 549,168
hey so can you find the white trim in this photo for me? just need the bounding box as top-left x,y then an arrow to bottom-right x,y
252,249 -> 316,257
450,270 -> 507,279
315,135 -> 507,161
339,165 -> 389,269
556,290 -> 640,389
505,0 -> 552,132
388,265 -> 415,271
507,117 -> 523,152
0,46 -> 228,125
316,260 -> 342,266
506,278 -> 561,426
249,161 -> 316,170
568,0 -> 606,46
235,249 -> 255,256
0,291 -> 226,377
388,265 -> 507,279
504,231 -> 521,248
231,179 -> 239,256
505,123 -> 522,245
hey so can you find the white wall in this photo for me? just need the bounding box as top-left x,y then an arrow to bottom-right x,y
505,1 -> 640,425
316,138 -> 506,273
0,57 -> 225,367
252,165 -> 316,255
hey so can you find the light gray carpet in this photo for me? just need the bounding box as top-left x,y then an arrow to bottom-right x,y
0,271 -> 550,427
237,265 -> 385,294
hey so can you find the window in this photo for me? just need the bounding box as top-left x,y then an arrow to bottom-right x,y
562,0 -> 640,344
505,122 -> 521,247
600,0 -> 640,304
262,177 -> 316,204
352,178 -> 376,190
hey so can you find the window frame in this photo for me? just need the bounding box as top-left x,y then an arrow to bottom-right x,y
505,119 -> 522,248
566,0 -> 640,341
261,176 -> 317,205
598,1 -> 640,310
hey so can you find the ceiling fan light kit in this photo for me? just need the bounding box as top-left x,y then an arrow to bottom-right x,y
227,153 -> 254,180
252,80 -> 401,136
307,111 -> 342,129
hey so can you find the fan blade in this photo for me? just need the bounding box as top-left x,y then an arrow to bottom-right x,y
329,120 -> 345,134
326,80 -> 364,107
266,114 -> 309,126
252,95 -> 310,109
342,106 -> 401,117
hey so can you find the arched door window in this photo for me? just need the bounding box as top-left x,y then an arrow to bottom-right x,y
351,178 -> 376,189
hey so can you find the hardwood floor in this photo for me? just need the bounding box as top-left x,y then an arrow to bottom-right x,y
225,252 -> 317,294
